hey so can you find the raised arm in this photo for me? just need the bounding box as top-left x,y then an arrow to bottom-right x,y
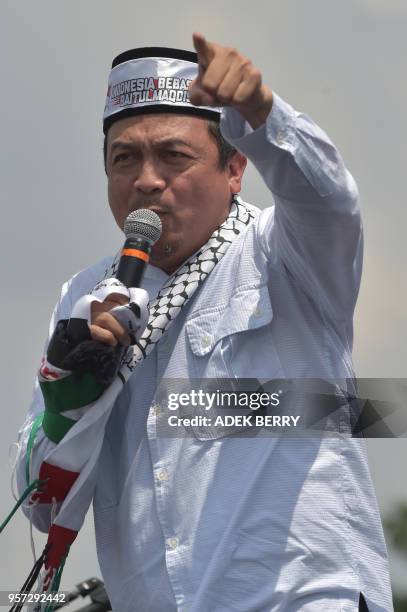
190,33 -> 362,327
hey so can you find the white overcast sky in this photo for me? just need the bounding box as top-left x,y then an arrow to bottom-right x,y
0,0 -> 406,598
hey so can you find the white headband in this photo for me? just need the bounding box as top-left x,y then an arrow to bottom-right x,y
103,48 -> 221,133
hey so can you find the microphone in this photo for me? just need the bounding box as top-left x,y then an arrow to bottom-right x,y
66,209 -> 162,345
116,208 -> 162,287
53,577 -> 111,610
43,210 -> 162,386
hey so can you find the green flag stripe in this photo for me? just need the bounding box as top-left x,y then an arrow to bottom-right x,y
42,412 -> 76,443
25,412 -> 45,485
40,373 -> 106,413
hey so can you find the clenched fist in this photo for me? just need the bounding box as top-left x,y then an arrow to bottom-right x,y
90,293 -> 131,347
188,32 -> 273,129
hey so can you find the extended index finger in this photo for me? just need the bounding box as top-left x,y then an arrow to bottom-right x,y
192,32 -> 216,72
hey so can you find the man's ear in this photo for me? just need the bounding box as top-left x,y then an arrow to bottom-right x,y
227,151 -> 247,194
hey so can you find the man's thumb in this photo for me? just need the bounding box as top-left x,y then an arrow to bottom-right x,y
188,79 -> 216,107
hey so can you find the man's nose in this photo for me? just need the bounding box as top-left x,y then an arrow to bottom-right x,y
133,161 -> 166,193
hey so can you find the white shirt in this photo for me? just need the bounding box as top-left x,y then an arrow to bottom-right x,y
18,94 -> 393,611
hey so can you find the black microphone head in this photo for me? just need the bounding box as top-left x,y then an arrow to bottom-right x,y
124,209 -> 162,245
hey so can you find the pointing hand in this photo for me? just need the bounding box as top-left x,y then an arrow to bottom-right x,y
188,32 -> 273,129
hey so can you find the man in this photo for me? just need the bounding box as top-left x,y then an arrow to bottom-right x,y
16,34 -> 393,611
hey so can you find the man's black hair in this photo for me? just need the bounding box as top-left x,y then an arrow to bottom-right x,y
103,120 -> 236,174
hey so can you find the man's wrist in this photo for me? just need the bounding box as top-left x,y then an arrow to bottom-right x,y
241,86 -> 274,130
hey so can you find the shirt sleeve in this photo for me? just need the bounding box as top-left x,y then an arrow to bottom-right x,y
220,93 -> 363,326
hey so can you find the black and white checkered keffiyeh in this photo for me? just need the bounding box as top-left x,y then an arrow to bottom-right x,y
102,196 -> 256,375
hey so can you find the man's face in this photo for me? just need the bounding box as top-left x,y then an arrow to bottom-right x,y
106,114 -> 246,274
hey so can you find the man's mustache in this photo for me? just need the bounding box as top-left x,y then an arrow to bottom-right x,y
132,200 -> 170,214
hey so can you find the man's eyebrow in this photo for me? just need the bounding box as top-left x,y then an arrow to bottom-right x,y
110,138 -> 194,153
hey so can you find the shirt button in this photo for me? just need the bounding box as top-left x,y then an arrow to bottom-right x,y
254,306 -> 262,317
201,334 -> 212,349
157,468 -> 168,482
167,537 -> 179,549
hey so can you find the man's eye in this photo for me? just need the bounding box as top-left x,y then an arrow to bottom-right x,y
113,153 -> 133,164
163,150 -> 188,160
